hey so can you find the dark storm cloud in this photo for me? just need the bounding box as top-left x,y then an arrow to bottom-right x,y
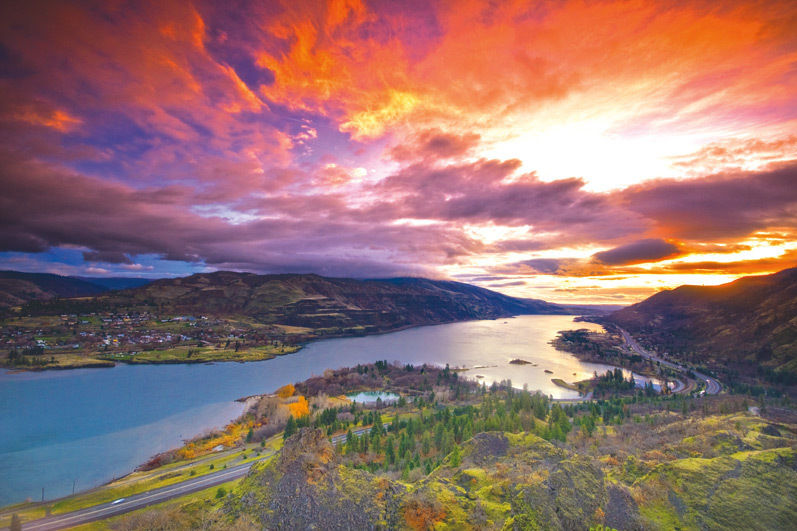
592,239 -> 682,266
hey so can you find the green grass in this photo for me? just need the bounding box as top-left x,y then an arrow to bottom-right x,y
102,343 -> 300,364
0,437 -> 282,528
551,378 -> 583,391
68,478 -> 243,530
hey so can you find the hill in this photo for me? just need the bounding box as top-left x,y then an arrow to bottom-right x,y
0,271 -> 108,308
73,276 -> 152,291
0,271 -> 152,308
226,424 -> 795,531
607,267 -> 797,379
2,272 -> 565,370
79,272 -> 566,329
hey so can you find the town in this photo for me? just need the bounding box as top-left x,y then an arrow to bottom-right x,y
1,311 -> 303,369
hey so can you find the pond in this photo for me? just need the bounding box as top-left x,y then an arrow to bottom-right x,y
346,391 -> 400,404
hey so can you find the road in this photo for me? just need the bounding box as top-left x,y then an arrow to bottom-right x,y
617,327 -> 721,395
16,461 -> 260,531
15,425 -> 391,530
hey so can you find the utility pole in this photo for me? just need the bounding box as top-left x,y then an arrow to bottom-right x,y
73,479 -> 77,495
41,487 -> 44,502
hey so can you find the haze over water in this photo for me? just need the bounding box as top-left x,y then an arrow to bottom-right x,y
0,315 -> 618,506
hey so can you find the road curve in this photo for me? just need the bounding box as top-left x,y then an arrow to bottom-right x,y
17,460 -> 262,531
617,327 -> 721,395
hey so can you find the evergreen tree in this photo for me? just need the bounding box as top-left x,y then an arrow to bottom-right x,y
283,415 -> 297,440
450,444 -> 462,467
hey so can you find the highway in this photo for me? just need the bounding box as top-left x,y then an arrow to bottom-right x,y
15,425 -> 390,530
17,461 -> 260,531
617,327 -> 721,395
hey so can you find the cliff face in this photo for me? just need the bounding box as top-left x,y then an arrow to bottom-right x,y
228,428 -> 404,530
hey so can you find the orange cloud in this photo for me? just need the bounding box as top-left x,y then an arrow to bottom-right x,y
251,0 -> 797,144
15,108 -> 82,132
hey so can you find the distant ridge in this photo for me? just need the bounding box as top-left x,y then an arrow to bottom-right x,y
15,271 -> 567,332
0,271 -> 152,308
73,276 -> 152,291
607,267 -> 797,376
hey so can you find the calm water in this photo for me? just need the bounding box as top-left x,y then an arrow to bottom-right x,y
347,391 -> 400,404
0,315 -> 620,506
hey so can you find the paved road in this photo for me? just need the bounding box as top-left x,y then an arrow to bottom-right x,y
17,460 -> 262,531
617,327 -> 721,395
16,426 -> 391,530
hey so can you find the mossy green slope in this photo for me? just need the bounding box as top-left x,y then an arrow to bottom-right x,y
225,420 -> 795,531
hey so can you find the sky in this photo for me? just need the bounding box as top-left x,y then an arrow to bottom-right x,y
1,0 -> 796,304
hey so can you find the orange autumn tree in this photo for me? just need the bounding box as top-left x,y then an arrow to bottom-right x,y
276,383 -> 295,398
177,420 -> 256,459
288,395 -> 310,418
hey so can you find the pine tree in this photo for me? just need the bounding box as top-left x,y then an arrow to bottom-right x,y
450,444 -> 462,467
283,415 -> 297,440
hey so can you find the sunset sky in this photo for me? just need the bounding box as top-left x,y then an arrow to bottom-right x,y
1,0 -> 796,303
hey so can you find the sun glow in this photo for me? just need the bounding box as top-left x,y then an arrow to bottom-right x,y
482,120 -> 713,191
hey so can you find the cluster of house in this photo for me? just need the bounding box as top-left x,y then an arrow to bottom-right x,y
2,311 -> 278,357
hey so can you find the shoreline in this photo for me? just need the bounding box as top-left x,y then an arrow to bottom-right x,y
550,330 -> 689,395
0,314 -> 594,508
2,312 -> 577,374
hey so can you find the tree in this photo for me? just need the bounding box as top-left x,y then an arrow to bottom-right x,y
276,383 -> 295,398
283,415 -> 297,440
385,436 -> 396,465
449,444 -> 462,467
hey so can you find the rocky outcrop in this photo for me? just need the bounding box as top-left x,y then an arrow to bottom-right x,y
228,428 -> 403,530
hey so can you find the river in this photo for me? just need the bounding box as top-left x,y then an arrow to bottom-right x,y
0,315 -> 623,506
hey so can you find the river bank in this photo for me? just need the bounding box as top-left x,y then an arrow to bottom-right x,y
0,315 -> 625,506
1,315 -> 529,373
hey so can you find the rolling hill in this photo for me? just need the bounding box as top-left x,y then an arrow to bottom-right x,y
0,271 -> 151,309
102,272 -> 566,328
17,271 -> 566,331
608,267 -> 797,377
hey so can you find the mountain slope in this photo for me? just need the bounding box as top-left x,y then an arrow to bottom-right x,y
19,271 -> 566,331
73,276 -> 152,291
608,267 -> 797,375
102,272 -> 566,326
0,271 -> 108,308
0,271 -> 152,308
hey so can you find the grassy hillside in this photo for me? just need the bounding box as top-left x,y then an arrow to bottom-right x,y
0,271 -> 107,308
18,271 -> 566,330
0,271 -> 151,309
2,273 -> 565,369
608,267 -> 797,381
